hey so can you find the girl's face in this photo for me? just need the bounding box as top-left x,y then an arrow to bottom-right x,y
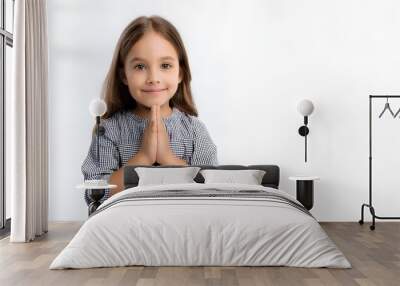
122,31 -> 182,109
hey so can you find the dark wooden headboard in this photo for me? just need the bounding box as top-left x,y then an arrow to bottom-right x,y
123,165 -> 280,189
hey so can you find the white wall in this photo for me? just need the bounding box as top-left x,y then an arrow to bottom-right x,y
48,0 -> 400,221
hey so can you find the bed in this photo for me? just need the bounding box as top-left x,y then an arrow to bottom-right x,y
49,165 -> 351,269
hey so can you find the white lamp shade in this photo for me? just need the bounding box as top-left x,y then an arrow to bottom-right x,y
297,99 -> 314,116
89,99 -> 107,117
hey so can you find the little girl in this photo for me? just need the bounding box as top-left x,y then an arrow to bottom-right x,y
81,16 -> 218,205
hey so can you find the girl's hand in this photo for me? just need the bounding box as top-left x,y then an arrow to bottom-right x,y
155,105 -> 177,165
138,105 -> 158,165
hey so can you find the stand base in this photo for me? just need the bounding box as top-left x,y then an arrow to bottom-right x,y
87,189 -> 105,216
359,203 -> 400,231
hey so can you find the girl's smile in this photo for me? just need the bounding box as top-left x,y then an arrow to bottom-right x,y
141,88 -> 168,93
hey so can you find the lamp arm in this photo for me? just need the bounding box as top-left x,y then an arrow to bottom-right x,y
96,116 -> 100,165
305,133 -> 307,162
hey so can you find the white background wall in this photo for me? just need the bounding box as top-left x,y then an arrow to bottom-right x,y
47,0 -> 400,221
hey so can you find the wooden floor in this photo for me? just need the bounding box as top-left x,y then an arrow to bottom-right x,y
0,222 -> 399,286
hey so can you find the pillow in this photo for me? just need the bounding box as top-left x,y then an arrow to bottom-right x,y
200,169 -> 266,185
135,167 -> 201,186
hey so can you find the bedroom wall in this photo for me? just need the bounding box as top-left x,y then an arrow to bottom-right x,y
47,0 -> 400,221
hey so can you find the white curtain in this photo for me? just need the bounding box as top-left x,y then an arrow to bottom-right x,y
8,0 -> 49,242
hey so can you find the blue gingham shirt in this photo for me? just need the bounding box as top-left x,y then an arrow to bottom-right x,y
81,107 -> 218,205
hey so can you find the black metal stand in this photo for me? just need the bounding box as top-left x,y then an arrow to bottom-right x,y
298,116 -> 310,162
359,95 -> 400,231
89,116 -> 106,216
296,180 -> 314,210
87,189 -> 105,216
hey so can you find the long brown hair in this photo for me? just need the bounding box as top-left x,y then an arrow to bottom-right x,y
101,15 -> 198,119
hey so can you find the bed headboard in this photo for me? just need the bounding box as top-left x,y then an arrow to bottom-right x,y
123,165 -> 280,190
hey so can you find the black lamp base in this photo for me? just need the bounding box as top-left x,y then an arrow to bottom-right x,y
98,125 -> 105,136
298,126 -> 309,136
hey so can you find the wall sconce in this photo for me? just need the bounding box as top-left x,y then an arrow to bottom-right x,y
89,99 -> 107,163
297,99 -> 314,162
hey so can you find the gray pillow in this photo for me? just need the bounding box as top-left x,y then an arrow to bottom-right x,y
200,169 -> 266,185
135,167 -> 201,186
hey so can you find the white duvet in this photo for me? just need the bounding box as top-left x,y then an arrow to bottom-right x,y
50,183 -> 351,269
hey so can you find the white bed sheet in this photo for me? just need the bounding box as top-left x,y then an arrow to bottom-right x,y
50,183 -> 351,269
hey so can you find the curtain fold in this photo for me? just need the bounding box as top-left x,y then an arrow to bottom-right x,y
9,0 -> 48,242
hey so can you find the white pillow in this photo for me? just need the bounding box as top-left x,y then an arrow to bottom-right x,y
135,167 -> 201,186
200,169 -> 266,185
